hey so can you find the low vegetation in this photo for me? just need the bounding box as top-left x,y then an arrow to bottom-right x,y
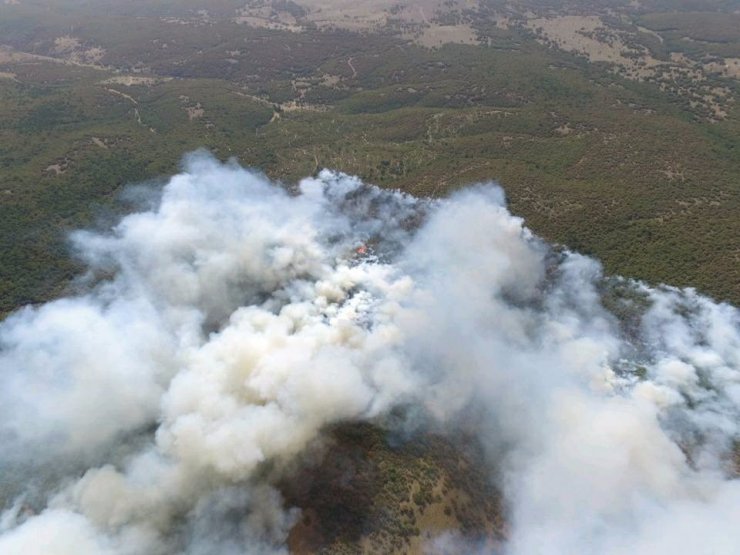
0,3 -> 737,314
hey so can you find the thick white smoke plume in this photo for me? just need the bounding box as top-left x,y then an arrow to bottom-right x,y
0,152 -> 738,554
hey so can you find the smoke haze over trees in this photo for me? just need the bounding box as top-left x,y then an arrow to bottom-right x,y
1,153 -> 739,554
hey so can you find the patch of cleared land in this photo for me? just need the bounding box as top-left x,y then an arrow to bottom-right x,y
100,75 -> 171,86
233,0 -> 480,46
526,16 -> 660,75
233,2 -> 304,32
706,58 -> 740,79
407,23 -> 479,48
524,15 -> 734,120
0,44 -> 106,70
52,35 -> 106,65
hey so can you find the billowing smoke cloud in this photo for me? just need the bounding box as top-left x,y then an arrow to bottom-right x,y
0,152 -> 738,554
